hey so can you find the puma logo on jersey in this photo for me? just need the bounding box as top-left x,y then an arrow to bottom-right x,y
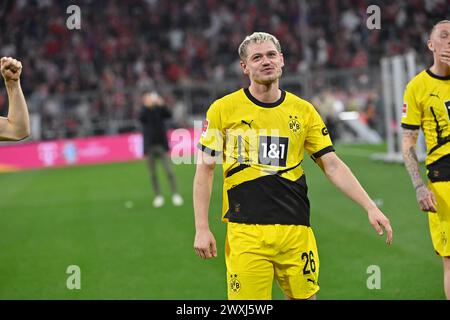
241,120 -> 253,129
430,93 -> 440,99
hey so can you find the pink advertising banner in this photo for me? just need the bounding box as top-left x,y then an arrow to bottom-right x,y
0,129 -> 198,172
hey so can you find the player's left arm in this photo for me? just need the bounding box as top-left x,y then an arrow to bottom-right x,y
0,57 -> 30,141
316,152 -> 393,245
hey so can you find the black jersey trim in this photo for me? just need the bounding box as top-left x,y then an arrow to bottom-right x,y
427,154 -> 450,182
275,160 -> 303,175
226,164 -> 251,178
243,88 -> 286,108
428,107 -> 450,155
197,143 -> 221,157
224,174 -> 310,226
428,136 -> 450,156
227,161 -> 303,179
426,69 -> 450,80
311,146 -> 335,161
401,123 -> 421,130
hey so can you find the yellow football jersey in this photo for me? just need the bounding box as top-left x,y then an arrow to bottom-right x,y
402,69 -> 450,167
198,88 -> 334,225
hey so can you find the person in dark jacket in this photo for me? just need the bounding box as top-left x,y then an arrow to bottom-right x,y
139,91 -> 183,208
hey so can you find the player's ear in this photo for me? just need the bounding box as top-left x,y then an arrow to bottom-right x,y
279,52 -> 285,68
427,39 -> 435,52
240,60 -> 249,75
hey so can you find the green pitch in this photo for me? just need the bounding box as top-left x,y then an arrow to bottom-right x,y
0,144 -> 444,299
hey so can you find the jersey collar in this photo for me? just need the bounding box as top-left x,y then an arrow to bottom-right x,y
244,88 -> 286,108
426,69 -> 450,80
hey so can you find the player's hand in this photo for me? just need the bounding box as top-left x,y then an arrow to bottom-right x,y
1,57 -> 22,82
416,184 -> 437,213
194,229 -> 217,259
439,47 -> 450,66
367,206 -> 393,245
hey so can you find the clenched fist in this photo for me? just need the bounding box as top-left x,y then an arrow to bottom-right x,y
1,57 -> 23,82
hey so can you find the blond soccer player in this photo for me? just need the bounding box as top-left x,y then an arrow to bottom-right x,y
402,20 -> 450,299
193,32 -> 393,300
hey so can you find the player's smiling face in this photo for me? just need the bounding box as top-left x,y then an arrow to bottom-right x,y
428,22 -> 450,58
240,41 -> 284,85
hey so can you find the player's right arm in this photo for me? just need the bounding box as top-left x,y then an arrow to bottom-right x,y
401,128 -> 437,212
0,57 -> 30,141
193,151 -> 217,259
193,101 -> 223,259
401,82 -> 437,213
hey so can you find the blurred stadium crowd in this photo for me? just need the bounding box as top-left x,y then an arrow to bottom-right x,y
0,0 -> 448,140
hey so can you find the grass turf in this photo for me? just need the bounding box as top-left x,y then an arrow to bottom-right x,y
0,143 -> 444,299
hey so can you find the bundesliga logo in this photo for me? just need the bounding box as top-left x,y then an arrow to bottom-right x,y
201,120 -> 209,137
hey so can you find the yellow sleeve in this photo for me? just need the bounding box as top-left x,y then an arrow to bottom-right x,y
401,82 -> 422,129
304,105 -> 334,161
197,101 -> 224,156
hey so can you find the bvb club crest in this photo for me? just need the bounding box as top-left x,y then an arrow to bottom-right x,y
229,274 -> 241,293
288,115 -> 301,133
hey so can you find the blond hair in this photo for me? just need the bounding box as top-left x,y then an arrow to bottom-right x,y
431,20 -> 450,37
238,32 -> 281,60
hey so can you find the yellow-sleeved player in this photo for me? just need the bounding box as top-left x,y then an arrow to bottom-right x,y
401,20 -> 450,300
193,32 -> 393,300
199,89 -> 334,226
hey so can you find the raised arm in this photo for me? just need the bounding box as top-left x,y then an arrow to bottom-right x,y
0,57 -> 30,141
193,151 -> 218,259
316,152 -> 393,245
401,128 -> 437,212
